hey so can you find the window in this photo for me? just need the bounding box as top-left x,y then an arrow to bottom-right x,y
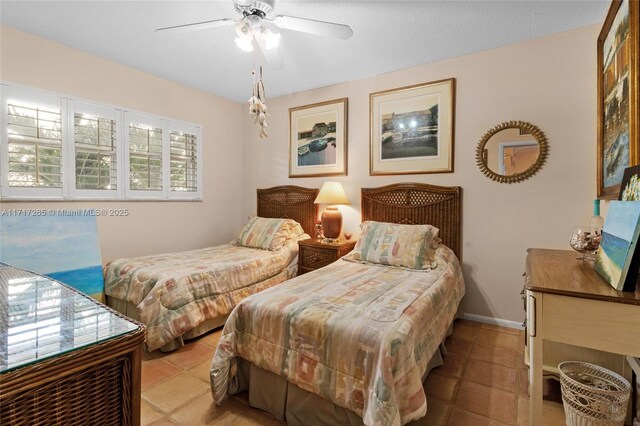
70,101 -> 121,199
170,130 -> 198,192
166,121 -> 202,199
1,86 -> 64,199
1,84 -> 202,200
75,114 -> 117,190
124,113 -> 164,199
8,103 -> 63,188
129,123 -> 163,191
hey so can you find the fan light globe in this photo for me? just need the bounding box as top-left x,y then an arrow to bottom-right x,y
234,14 -> 280,52
235,36 -> 254,52
261,28 -> 281,50
235,18 -> 252,36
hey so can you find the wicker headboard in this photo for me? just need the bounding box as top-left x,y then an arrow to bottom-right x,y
257,186 -> 319,236
361,183 -> 462,260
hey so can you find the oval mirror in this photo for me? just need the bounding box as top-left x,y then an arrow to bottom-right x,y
476,121 -> 549,183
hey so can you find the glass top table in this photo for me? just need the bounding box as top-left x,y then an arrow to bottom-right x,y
0,263 -> 139,373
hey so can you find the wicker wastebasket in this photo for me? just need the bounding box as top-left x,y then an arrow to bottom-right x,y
559,361 -> 631,426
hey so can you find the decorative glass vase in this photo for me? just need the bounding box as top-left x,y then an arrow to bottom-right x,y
569,225 -> 601,260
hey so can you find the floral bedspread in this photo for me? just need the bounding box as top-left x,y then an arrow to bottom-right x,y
104,240 -> 300,351
210,246 -> 465,426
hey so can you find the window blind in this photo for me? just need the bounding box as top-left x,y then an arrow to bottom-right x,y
2,84 -> 202,200
7,103 -> 62,188
128,123 -> 163,191
74,113 -> 117,190
170,131 -> 197,192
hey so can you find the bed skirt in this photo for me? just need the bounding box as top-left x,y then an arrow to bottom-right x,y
223,315 -> 459,426
106,296 -> 228,352
231,347 -> 445,426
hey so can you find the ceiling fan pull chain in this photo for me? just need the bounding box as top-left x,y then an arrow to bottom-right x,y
248,69 -> 258,115
258,66 -> 265,101
257,66 -> 268,138
253,68 -> 257,100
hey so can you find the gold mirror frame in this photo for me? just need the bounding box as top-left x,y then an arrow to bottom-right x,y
475,121 -> 549,184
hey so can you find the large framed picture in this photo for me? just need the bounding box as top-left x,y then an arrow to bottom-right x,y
369,78 -> 455,175
289,98 -> 348,178
597,0 -> 639,199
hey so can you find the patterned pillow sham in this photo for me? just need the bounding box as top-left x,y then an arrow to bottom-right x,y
344,221 -> 440,269
236,216 -> 304,251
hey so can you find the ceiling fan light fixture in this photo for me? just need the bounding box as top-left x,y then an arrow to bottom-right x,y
235,36 -> 254,51
235,18 -> 253,37
156,0 -> 352,65
261,27 -> 281,50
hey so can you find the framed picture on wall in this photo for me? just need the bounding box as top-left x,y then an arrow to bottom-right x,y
369,78 -> 455,175
597,0 -> 639,199
288,98 -> 348,178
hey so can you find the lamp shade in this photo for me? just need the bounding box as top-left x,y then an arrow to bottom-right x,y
314,181 -> 349,205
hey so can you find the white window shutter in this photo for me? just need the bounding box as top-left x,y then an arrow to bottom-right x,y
167,121 -> 202,200
69,101 -> 119,199
1,85 -> 64,199
124,112 -> 164,199
1,83 -> 203,201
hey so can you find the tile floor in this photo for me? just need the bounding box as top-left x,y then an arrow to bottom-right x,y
140,319 -> 568,426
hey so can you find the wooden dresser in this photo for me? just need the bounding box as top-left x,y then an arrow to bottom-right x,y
524,249 -> 640,425
0,264 -> 145,426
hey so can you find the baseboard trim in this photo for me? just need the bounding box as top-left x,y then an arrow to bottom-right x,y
463,313 -> 524,330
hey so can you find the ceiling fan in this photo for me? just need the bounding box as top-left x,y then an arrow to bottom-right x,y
155,0 -> 353,68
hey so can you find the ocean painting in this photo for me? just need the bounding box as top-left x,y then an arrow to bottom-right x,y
594,201 -> 640,290
0,214 -> 104,301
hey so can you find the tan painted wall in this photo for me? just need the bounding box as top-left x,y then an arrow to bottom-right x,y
0,24 -> 603,323
241,25 -> 600,323
0,26 -> 245,262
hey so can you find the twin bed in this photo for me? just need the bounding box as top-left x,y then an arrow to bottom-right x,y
103,185 -> 318,351
104,182 -> 465,425
211,183 -> 464,426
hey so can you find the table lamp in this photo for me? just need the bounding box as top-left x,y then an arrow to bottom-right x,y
314,181 -> 350,242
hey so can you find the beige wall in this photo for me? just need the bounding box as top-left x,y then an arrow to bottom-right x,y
0,24 -> 602,323
241,25 -> 600,323
0,26 -> 245,261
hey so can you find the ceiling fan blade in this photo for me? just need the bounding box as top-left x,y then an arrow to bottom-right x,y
272,15 -> 353,40
155,18 -> 235,33
255,32 -> 284,70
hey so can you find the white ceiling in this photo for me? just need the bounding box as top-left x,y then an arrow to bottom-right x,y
0,1 -> 610,103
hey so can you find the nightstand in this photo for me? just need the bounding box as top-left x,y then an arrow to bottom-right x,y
298,238 -> 357,275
